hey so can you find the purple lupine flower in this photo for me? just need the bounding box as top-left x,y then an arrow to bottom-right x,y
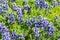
44,2 -> 49,10
19,17 -> 24,23
48,22 -> 54,32
38,16 -> 44,27
55,15 -> 59,19
39,0 -> 45,7
54,15 -> 59,21
48,22 -> 54,36
17,11 -> 22,18
0,23 -> 10,40
12,3 -> 18,11
35,0 -> 40,8
58,0 -> 60,5
52,0 -> 57,7
33,27 -> 40,38
38,21 -> 43,27
38,15 -> 43,22
24,5 -> 30,13
2,31 -> 10,40
42,18 -> 49,27
58,38 -> 60,40
34,20 -> 39,27
40,0 -> 44,3
10,0 -> 15,2
16,8 -> 23,23
31,16 -> 36,22
0,7 -> 2,13
19,34 -> 24,39
11,30 -> 17,39
39,22 -> 43,27
38,15 -> 41,20
8,12 -> 15,23
48,31 -> 53,36
17,8 -> 23,18
0,23 -> 8,32
0,0 -> 4,3
26,18 -> 30,24
57,34 -> 60,40
17,8 -> 23,15
2,2 -> 8,10
25,18 -> 32,26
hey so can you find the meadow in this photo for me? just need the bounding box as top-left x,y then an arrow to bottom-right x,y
0,0 -> 60,40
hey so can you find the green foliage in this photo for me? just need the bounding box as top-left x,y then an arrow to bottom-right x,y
0,0 -> 60,40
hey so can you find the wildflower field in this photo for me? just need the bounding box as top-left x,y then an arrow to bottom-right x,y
0,0 -> 60,40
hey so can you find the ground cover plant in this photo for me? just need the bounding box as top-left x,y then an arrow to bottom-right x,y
0,0 -> 60,40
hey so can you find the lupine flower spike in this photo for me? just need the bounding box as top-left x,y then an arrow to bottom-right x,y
19,34 -> 24,39
25,18 -> 32,26
31,16 -> 36,22
0,7 -> 2,13
0,0 -> 4,3
44,2 -> 49,10
24,4 -> 30,13
58,0 -> 60,5
2,2 -> 9,10
40,0 -> 45,8
8,12 -> 15,23
10,0 -> 15,2
0,23 -> 10,40
16,8 -> 23,23
35,0 -> 40,8
12,3 -> 18,11
48,22 -> 54,36
11,30 -> 17,39
42,18 -> 49,27
52,0 -> 57,7
34,20 -> 39,27
33,27 -> 40,38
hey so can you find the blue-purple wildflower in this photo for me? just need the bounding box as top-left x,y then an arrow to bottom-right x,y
25,18 -> 32,26
0,0 -> 4,3
39,0 -> 45,7
40,0 -> 44,3
38,15 -> 43,22
0,23 -> 10,40
42,18 -> 49,27
52,0 -> 57,7
58,38 -> 60,40
16,8 -> 23,23
35,0 -> 40,8
48,22 -> 54,36
12,3 -> 18,10
54,15 -> 59,21
8,12 -> 15,23
58,0 -> 60,5
33,27 -> 40,38
0,7 -> 2,13
10,0 -> 15,2
17,8 -> 23,17
11,30 -> 17,39
19,34 -> 24,39
24,5 -> 30,13
44,2 -> 49,10
2,31 -> 10,40
34,20 -> 39,27
31,16 -> 36,22
2,2 -> 9,10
